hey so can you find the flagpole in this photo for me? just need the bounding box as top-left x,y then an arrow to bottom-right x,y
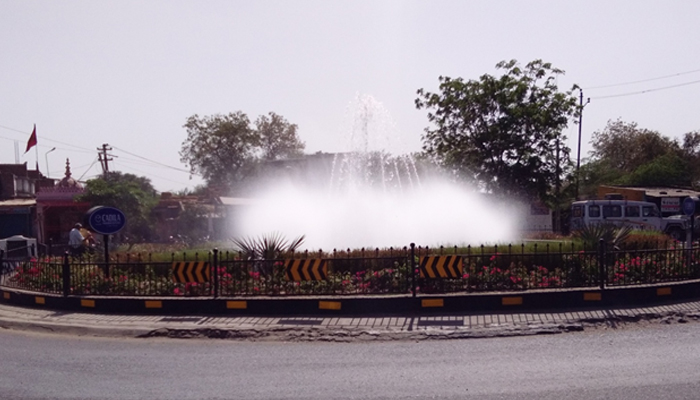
35,143 -> 40,173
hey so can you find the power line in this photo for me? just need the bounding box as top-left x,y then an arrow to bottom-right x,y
589,79 -> 700,100
0,124 -> 95,153
77,157 -> 100,182
112,160 -> 195,187
0,122 -> 196,178
584,68 -> 700,90
0,135 -> 94,155
110,145 -> 198,175
0,123 -> 203,184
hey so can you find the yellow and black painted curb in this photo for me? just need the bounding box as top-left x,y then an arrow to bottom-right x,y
1,281 -> 699,316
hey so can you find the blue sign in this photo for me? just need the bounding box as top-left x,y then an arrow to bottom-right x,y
86,206 -> 126,235
682,197 -> 696,216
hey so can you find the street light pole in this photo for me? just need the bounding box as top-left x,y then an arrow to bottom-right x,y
575,89 -> 590,200
45,147 -> 56,177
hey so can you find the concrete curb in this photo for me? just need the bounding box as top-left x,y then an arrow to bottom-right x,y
3,279 -> 700,316
2,301 -> 700,342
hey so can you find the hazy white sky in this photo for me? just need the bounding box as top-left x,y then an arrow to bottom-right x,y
2,0 -> 699,192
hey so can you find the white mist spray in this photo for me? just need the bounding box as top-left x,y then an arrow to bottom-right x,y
235,94 -> 519,251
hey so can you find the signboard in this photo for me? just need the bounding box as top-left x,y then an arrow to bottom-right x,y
86,206 -> 126,235
284,259 -> 328,281
419,255 -> 463,279
683,197 -> 697,216
172,261 -> 210,283
661,197 -> 680,213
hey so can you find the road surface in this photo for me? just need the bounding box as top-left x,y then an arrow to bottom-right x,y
1,323 -> 699,399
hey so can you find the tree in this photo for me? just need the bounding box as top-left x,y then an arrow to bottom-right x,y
415,59 -> 579,204
78,172 -> 158,241
619,153 -> 689,187
680,130 -> 700,187
581,120 -> 694,191
180,111 -> 305,191
256,112 -> 305,161
180,112 -> 259,188
590,119 -> 677,174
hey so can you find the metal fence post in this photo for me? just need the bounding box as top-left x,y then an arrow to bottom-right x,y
598,238 -> 606,290
62,251 -> 70,297
213,248 -> 219,298
410,243 -> 416,298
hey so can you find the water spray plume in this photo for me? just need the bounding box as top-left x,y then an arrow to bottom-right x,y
235,94 -> 518,251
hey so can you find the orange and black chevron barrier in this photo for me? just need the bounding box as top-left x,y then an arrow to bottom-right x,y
419,255 -> 463,278
172,261 -> 211,283
284,259 -> 328,281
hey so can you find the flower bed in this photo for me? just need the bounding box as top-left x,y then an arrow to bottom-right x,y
3,246 -> 700,297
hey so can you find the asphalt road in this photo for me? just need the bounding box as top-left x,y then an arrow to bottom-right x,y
1,323 -> 700,400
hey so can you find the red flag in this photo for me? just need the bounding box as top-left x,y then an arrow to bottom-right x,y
25,124 -> 37,153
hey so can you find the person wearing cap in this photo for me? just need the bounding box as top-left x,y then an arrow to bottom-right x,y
69,223 -> 85,257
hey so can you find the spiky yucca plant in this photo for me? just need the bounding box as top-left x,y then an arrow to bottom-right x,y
572,222 -> 633,251
231,232 -> 306,260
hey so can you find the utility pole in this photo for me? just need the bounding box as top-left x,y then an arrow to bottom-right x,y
554,137 -> 561,233
575,89 -> 590,200
97,143 -> 113,178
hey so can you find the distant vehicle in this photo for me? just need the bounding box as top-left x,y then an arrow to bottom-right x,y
0,235 -> 37,260
0,235 -> 38,275
570,200 -> 688,240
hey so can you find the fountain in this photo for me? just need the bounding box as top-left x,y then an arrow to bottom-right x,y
330,94 -> 421,196
236,94 -> 518,250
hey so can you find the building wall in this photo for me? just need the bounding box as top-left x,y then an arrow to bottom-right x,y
597,186 -> 645,201
0,212 -> 34,238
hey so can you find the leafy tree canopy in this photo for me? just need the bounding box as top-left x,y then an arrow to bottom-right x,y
180,111 -> 305,191
78,172 -> 158,241
619,153 -> 690,187
589,119 -> 677,173
680,130 -> 700,186
415,59 -> 579,204
578,120 -> 696,195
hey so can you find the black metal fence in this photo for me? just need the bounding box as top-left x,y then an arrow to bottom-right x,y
2,242 -> 700,297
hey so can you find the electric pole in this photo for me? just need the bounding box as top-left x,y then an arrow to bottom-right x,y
575,89 -> 590,200
98,143 -> 113,178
